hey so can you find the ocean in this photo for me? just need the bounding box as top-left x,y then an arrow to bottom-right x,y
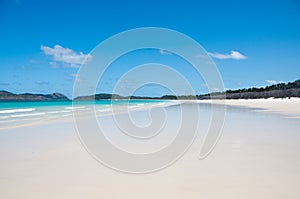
0,100 -> 171,129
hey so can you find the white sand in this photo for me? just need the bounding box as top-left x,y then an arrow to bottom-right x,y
197,98 -> 300,118
0,100 -> 300,199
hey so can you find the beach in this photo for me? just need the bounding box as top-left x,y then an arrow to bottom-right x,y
2,0 -> 299,198
199,98 -> 300,119
0,99 -> 300,199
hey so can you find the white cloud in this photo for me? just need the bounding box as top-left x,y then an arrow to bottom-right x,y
265,80 -> 277,84
70,73 -> 82,82
41,45 -> 92,68
70,73 -> 80,78
50,61 -> 59,68
208,50 -> 247,60
159,49 -> 172,55
265,80 -> 285,85
35,81 -> 50,85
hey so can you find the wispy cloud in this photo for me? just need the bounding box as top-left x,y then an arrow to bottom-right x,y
208,50 -> 247,60
41,45 -> 92,68
29,59 -> 41,64
159,49 -> 172,55
50,61 -> 59,68
70,73 -> 80,78
15,65 -> 39,70
35,81 -> 50,85
69,73 -> 82,82
265,80 -> 285,84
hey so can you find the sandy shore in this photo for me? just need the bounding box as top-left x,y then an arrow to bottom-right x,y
0,100 -> 300,199
196,98 -> 300,118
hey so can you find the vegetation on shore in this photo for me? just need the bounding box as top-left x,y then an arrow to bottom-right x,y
74,79 -> 300,100
198,79 -> 300,100
1,79 -> 299,101
0,91 -> 69,101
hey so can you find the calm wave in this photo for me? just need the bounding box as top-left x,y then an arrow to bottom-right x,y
0,100 -> 172,129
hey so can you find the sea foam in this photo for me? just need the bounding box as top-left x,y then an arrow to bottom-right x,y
0,108 -> 36,114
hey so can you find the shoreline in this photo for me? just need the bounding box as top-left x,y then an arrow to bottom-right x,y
0,101 -> 178,130
1,98 -> 300,131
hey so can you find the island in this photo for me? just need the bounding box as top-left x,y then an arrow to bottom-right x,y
0,91 -> 69,101
1,79 -> 299,101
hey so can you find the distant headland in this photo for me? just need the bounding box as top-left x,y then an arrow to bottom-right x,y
0,91 -> 69,101
1,79 -> 299,101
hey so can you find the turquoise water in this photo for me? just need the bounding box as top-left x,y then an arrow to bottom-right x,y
0,100 -> 166,109
0,100 -> 170,129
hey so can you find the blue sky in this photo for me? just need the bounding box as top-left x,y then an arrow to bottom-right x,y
0,0 -> 299,98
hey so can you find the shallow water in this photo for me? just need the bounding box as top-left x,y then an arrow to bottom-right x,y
0,100 -> 171,129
